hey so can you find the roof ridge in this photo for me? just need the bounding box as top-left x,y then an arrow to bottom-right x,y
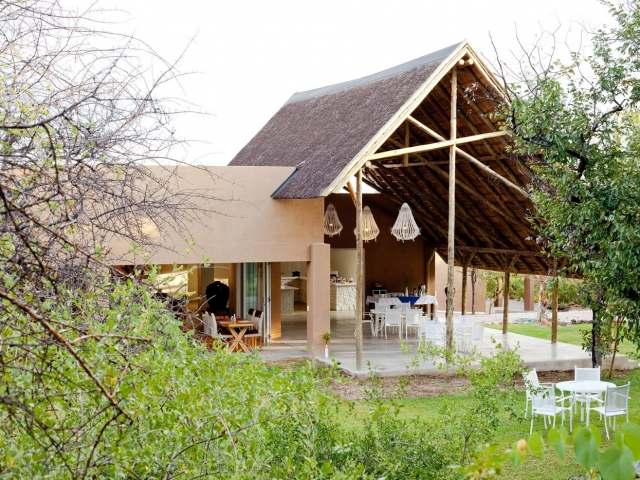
285,41 -> 464,105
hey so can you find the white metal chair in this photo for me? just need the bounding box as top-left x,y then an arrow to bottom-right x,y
423,321 -> 443,355
523,368 -> 559,419
471,321 -> 485,354
459,315 -> 474,325
574,366 -> 601,420
589,383 -> 631,439
355,312 -> 375,336
455,318 -> 477,353
384,309 -> 402,339
530,385 -> 573,434
400,302 -> 412,312
244,310 -> 264,348
404,310 -> 421,338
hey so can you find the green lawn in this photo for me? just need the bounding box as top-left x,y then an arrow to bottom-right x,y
487,323 -> 640,360
337,368 -> 640,479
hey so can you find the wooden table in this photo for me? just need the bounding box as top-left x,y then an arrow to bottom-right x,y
218,320 -> 257,352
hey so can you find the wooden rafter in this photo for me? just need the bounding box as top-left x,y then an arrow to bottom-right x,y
368,130 -> 511,161
405,115 -> 529,199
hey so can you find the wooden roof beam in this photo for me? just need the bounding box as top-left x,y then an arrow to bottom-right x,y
426,244 -> 545,257
385,136 -> 536,235
388,169 -> 497,248
368,130 -> 510,161
405,115 -> 530,199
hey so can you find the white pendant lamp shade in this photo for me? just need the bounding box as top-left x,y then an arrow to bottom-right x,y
323,203 -> 343,237
391,203 -> 421,241
354,206 -> 380,242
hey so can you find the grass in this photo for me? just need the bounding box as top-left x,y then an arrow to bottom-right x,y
334,366 -> 640,479
487,323 -> 640,360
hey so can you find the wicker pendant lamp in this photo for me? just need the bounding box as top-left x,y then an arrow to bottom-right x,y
353,206 -> 380,242
323,203 -> 343,236
391,203 -> 420,241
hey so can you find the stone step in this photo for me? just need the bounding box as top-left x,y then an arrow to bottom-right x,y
530,353 -> 638,372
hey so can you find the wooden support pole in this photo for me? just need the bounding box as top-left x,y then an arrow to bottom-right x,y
552,261 -> 558,344
425,247 -> 436,319
502,255 -> 519,334
446,67 -> 457,353
460,252 -> 475,315
503,267 -> 510,334
346,180 -> 357,207
462,263 -> 468,316
355,170 -> 364,371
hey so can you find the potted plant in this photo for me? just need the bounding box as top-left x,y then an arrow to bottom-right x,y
322,331 -> 332,358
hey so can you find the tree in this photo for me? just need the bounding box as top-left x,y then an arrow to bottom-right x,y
0,1 -> 230,475
495,0 -> 640,367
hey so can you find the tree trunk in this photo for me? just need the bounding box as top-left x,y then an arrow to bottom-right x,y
592,307 -> 601,368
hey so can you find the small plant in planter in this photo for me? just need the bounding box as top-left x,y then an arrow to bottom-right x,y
322,331 -> 332,357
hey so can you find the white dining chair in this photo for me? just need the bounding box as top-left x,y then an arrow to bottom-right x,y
400,302 -> 412,312
530,385 -> 573,434
354,312 -> 375,336
589,383 -> 630,439
384,309 -> 402,339
209,314 -> 233,344
574,366 -> 601,420
423,321 -> 443,355
471,321 -> 485,354
404,309 -> 421,338
522,368 -> 560,418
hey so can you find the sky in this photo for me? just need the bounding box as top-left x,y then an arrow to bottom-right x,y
89,0 -> 612,165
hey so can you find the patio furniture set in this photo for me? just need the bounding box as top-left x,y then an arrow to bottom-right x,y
202,309 -> 264,352
363,296 -> 485,354
525,366 -> 631,439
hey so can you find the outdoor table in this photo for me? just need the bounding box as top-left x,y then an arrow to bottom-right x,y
413,295 -> 438,319
397,295 -> 420,306
217,320 -> 257,352
556,380 -> 615,425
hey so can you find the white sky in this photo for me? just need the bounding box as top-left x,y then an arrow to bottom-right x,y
90,0 -> 612,165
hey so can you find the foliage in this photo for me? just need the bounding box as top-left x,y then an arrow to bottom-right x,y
498,0 -> 640,364
413,341 -> 525,465
463,423 -> 640,479
0,265 -> 356,477
480,270 -> 582,306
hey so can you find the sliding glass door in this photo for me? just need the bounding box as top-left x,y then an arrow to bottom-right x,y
242,262 -> 271,343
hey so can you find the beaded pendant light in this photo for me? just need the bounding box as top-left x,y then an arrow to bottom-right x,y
323,203 -> 343,237
354,206 -> 380,242
391,203 -> 420,241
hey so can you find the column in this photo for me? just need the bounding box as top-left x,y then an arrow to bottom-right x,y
307,243 -> 330,355
524,276 -> 534,312
270,262 -> 282,339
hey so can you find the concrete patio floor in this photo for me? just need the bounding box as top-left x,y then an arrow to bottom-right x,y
259,305 -> 638,376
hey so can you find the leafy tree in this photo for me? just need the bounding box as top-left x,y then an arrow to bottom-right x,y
497,0 -> 640,366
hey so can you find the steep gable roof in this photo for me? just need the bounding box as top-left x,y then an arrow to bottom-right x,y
230,42 -> 550,275
229,43 -> 463,199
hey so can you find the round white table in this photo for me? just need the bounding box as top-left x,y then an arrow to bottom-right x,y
556,380 -> 615,425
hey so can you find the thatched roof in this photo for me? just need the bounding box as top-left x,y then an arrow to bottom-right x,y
230,42 -> 551,276
230,43 -> 460,199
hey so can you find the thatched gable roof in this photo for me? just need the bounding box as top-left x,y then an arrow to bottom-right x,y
230,43 -> 461,199
230,42 -> 551,275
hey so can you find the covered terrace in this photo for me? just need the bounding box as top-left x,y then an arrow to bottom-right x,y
230,41 -> 561,369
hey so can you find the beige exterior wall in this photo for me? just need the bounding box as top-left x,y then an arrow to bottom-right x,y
435,255 -> 486,313
107,166 -> 324,265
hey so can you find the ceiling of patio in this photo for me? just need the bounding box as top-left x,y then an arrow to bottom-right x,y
361,61 -> 550,276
